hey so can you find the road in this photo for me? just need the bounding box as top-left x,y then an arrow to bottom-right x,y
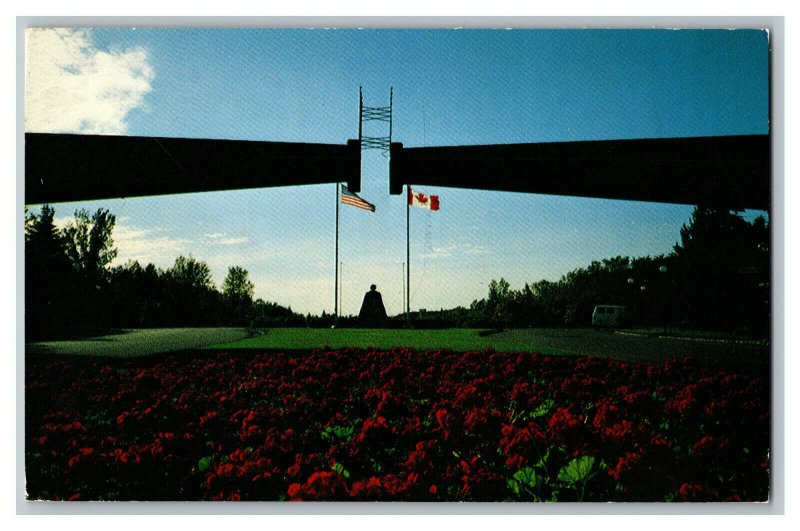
487,328 -> 770,372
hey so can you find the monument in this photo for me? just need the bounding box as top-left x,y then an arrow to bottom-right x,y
358,284 -> 387,328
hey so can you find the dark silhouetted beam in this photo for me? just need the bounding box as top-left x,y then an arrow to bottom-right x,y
389,135 -> 770,210
25,133 -> 362,205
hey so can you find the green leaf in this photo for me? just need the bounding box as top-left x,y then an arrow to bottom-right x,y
331,462 -> 351,479
507,478 -> 521,495
531,376 -> 548,386
508,467 -> 543,499
557,455 -> 596,485
198,456 -> 213,472
532,398 -> 555,419
321,419 -> 360,443
369,458 -> 384,473
512,467 -> 540,489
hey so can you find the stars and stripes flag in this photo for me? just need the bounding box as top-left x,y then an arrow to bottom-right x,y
408,186 -> 440,211
340,184 -> 376,212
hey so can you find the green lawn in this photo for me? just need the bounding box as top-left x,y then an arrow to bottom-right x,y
206,327 -> 568,355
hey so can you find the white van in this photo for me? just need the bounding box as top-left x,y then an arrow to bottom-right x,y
591,305 -> 629,327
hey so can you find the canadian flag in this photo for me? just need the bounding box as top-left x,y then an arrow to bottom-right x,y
408,187 -> 440,211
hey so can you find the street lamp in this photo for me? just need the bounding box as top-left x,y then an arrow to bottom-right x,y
659,264 -> 669,333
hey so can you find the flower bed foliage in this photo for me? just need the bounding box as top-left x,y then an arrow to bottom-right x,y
25,349 -> 769,502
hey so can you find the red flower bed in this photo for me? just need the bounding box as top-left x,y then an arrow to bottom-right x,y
25,349 -> 769,501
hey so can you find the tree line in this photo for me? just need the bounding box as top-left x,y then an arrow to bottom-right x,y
416,207 -> 770,337
25,204 -> 770,339
24,205 -> 304,340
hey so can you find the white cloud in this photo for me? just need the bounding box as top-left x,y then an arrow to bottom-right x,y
218,237 -> 249,246
419,246 -> 453,259
203,232 -> 250,246
419,243 -> 490,260
53,215 -> 76,228
465,244 -> 490,255
111,223 -> 191,267
25,28 -> 154,134
54,215 -> 190,268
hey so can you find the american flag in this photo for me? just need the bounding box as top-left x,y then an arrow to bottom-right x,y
341,185 -> 376,212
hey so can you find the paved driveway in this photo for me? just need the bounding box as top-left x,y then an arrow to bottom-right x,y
26,328 -> 250,358
487,328 -> 770,373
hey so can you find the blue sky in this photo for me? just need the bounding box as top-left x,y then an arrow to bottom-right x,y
24,28 -> 770,315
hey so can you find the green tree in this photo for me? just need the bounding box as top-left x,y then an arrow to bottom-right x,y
222,266 -> 255,326
222,266 -> 254,303
164,255 -> 219,326
62,208 -> 118,282
58,208 -> 118,331
486,278 -> 511,328
24,205 -> 74,339
527,279 -> 565,326
25,205 -> 68,266
672,207 -> 770,333
169,255 -> 213,290
108,260 -> 166,326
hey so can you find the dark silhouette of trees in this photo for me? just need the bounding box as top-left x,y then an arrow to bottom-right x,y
25,206 -> 120,338
62,209 -> 118,280
672,207 -> 770,334
223,266 -> 255,302
24,205 -> 303,339
25,206 -> 74,339
249,299 -> 305,327
161,255 -> 221,327
24,203 -> 770,339
60,208 -> 118,331
465,208 -> 769,336
222,266 -> 255,325
486,278 -> 511,328
108,260 -> 165,327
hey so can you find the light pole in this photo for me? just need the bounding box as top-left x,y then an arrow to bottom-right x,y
659,264 -> 669,333
626,277 -> 636,326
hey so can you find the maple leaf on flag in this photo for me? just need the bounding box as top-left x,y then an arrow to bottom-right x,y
409,187 -> 439,211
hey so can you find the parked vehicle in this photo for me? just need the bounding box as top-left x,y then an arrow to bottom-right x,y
592,305 -> 629,327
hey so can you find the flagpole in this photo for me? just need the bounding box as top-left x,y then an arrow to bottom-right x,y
335,182 -> 340,323
406,184 -> 410,325
401,261 -> 405,315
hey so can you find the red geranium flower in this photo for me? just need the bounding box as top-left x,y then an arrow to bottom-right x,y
288,471 -> 348,501
678,482 -> 705,501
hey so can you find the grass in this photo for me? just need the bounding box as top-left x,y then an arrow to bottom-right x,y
205,327 -> 570,356
27,327 -> 250,358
